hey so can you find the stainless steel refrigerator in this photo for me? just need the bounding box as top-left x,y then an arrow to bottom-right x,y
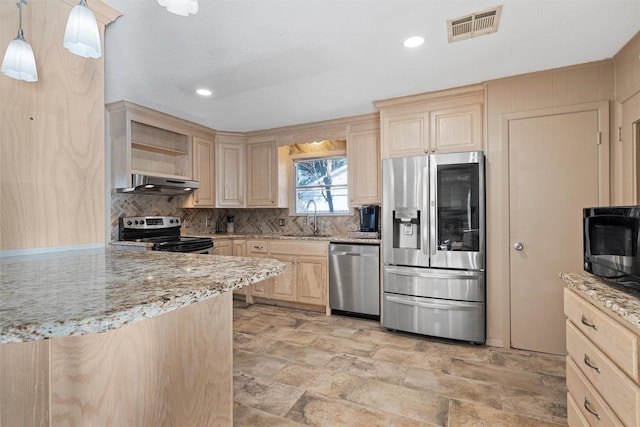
382,151 -> 485,343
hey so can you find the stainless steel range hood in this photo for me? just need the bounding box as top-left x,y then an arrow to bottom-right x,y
116,174 -> 199,196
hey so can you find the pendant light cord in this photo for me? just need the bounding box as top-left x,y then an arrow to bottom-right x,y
16,0 -> 27,41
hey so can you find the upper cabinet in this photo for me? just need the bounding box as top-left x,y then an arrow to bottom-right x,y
216,132 -> 246,207
246,136 -> 290,208
246,138 -> 278,207
347,117 -> 381,206
188,137 -> 215,207
107,101 -> 214,191
375,85 -> 484,159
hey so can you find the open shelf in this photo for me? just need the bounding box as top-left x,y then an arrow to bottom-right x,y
131,141 -> 188,156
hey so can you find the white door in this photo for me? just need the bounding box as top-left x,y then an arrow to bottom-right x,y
508,106 -> 605,355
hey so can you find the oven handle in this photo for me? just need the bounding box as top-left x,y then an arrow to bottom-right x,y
385,295 -> 479,310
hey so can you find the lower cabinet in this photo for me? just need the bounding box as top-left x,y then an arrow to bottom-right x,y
232,240 -> 247,296
246,239 -> 328,308
564,286 -> 640,426
296,255 -> 327,305
213,239 -> 233,256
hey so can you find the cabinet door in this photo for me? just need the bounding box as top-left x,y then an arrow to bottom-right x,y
296,255 -> 327,305
430,104 -> 483,153
215,136 -> 246,207
270,254 -> 297,302
248,253 -> 272,298
247,241 -> 270,297
191,137 -> 215,207
381,110 -> 429,158
247,141 -> 277,207
232,240 -> 245,257
213,240 -> 233,256
347,130 -> 381,206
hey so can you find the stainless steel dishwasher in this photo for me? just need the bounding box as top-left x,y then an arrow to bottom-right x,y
329,242 -> 380,318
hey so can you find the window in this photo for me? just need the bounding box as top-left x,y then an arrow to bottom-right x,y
294,156 -> 348,214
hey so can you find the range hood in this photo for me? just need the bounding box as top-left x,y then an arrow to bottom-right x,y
116,174 -> 199,196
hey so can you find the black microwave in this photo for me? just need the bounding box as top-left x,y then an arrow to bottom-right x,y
584,206 -> 640,287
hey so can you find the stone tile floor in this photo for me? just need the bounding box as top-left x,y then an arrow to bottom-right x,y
232,301 -> 567,426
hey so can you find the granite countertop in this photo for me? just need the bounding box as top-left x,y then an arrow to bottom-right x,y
561,272 -> 640,330
0,248 -> 285,344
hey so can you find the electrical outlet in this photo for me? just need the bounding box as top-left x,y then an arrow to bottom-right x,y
206,218 -> 211,227
278,218 -> 286,226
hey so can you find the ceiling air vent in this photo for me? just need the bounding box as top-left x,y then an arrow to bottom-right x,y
447,5 -> 502,43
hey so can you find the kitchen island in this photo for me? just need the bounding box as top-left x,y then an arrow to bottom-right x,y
0,248 -> 285,426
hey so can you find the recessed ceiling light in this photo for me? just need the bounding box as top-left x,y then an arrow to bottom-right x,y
403,36 -> 424,48
196,88 -> 212,96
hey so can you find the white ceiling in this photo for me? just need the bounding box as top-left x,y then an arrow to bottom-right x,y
103,0 -> 640,132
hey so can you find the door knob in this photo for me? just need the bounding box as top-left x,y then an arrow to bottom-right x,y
513,242 -> 523,251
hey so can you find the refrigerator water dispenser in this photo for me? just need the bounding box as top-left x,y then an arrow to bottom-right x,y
392,209 -> 420,249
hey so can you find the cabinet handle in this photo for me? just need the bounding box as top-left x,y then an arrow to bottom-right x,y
430,148 -> 436,153
583,354 -> 601,373
253,245 -> 264,250
583,398 -> 601,420
581,314 -> 597,330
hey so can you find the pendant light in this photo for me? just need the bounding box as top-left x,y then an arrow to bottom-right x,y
157,0 -> 199,16
64,0 -> 101,59
1,0 -> 38,82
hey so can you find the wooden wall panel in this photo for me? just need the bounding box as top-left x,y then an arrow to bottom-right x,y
0,340 -> 50,427
485,61 -> 614,348
50,293 -> 233,426
615,32 -> 640,102
0,0 -> 119,251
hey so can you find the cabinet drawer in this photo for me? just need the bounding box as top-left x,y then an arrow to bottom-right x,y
564,287 -> 638,381
566,356 -> 623,426
268,240 -> 327,257
567,321 -> 640,426
567,392 -> 590,427
246,240 -> 268,254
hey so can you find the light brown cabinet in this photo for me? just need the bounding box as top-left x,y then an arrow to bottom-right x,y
247,241 -> 270,298
245,239 -> 328,307
564,287 -> 640,426
246,139 -> 278,207
347,128 -> 381,206
187,136 -> 215,207
215,132 -> 246,207
296,255 -> 327,305
430,104 -> 482,154
375,85 -> 484,159
213,239 -> 233,256
108,101 -> 215,190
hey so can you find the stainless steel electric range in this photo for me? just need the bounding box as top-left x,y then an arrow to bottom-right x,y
119,216 -> 213,254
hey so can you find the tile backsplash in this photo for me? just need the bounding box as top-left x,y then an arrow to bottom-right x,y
110,192 -> 360,240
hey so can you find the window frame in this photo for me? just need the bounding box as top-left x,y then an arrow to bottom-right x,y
288,151 -> 351,216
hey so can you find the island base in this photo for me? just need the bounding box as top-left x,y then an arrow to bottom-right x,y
1,292 -> 233,427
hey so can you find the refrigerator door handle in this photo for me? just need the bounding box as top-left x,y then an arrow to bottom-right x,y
422,164 -> 431,258
385,295 -> 479,311
429,158 -> 438,256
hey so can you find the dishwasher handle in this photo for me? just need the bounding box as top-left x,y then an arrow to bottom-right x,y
330,251 -> 378,257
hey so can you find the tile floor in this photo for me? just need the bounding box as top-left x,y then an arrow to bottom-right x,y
232,301 -> 567,426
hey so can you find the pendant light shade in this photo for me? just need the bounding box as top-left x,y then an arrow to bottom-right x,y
2,0 -> 37,82
64,0 -> 101,59
157,0 -> 199,16
1,30 -> 38,82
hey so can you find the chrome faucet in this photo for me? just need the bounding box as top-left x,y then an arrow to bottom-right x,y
306,200 -> 318,235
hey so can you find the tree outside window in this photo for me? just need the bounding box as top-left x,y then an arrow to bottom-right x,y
294,157 -> 348,214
